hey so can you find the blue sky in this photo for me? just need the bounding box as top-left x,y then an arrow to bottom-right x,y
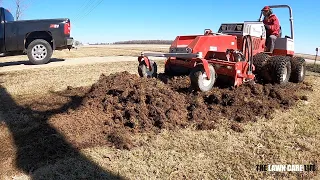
1,0 -> 320,54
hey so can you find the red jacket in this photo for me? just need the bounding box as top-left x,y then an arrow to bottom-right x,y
263,14 -> 280,36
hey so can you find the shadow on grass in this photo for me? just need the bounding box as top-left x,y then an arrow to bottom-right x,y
0,84 -> 124,179
0,58 -> 65,67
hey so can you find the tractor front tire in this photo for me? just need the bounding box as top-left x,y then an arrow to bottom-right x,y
190,64 -> 216,92
164,61 -> 190,76
27,39 -> 53,65
165,65 -> 190,76
138,60 -> 157,78
253,52 -> 271,71
271,56 -> 291,84
290,56 -> 306,83
252,52 -> 271,82
164,64 -> 176,76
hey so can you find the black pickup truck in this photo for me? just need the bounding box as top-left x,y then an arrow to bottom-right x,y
0,7 -> 74,65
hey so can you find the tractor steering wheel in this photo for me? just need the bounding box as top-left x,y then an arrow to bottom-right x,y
204,29 -> 213,35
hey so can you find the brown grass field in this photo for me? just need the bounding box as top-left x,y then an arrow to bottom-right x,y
0,44 -> 169,63
0,45 -> 320,179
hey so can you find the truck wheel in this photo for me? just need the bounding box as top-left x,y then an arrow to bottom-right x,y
271,56 -> 291,84
290,56 -> 306,83
27,39 -> 53,65
138,60 -> 157,78
190,64 -> 216,92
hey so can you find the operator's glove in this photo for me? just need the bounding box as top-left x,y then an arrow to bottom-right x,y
264,25 -> 270,30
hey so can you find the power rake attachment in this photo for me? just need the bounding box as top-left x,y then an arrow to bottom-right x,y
138,30 -> 256,92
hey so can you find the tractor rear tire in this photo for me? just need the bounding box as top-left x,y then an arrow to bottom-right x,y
252,52 -> 271,82
190,64 -> 216,92
290,56 -> 306,83
138,60 -> 157,78
270,56 -> 291,84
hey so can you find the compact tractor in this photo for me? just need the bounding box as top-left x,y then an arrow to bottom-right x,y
137,5 -> 306,92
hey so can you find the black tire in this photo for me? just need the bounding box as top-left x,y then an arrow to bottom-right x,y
290,56 -> 306,83
165,64 -> 189,76
270,56 -> 291,84
27,39 -> 53,65
164,63 -> 173,75
189,64 -> 216,92
252,52 -> 271,82
138,60 -> 157,78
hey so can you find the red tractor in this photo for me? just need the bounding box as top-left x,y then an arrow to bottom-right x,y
137,5 -> 306,92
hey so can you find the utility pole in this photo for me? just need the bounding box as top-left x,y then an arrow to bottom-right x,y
14,0 -> 32,20
15,0 -> 22,20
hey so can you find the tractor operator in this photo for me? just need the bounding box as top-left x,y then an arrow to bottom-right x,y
262,6 -> 280,52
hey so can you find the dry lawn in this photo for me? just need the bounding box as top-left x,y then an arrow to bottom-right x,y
0,45 -> 169,63
0,45 -> 320,179
307,63 -> 320,74
0,60 -> 165,98
296,53 -> 318,61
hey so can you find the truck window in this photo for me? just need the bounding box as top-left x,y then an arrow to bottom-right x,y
4,9 -> 14,22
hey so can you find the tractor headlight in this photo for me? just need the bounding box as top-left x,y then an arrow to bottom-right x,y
186,47 -> 192,53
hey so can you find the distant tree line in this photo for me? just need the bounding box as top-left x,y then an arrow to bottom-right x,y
90,43 -> 112,45
113,40 -> 173,44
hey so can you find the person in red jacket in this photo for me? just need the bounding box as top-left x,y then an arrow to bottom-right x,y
262,6 -> 281,52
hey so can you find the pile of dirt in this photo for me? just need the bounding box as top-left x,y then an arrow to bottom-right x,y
49,71 -> 312,150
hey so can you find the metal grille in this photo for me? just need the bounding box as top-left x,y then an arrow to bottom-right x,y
170,47 -> 192,53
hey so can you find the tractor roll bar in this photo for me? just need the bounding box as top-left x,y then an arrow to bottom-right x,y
259,5 -> 294,40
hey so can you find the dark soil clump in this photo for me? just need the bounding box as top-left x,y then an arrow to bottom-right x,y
48,71 -> 312,150
231,123 -> 244,133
